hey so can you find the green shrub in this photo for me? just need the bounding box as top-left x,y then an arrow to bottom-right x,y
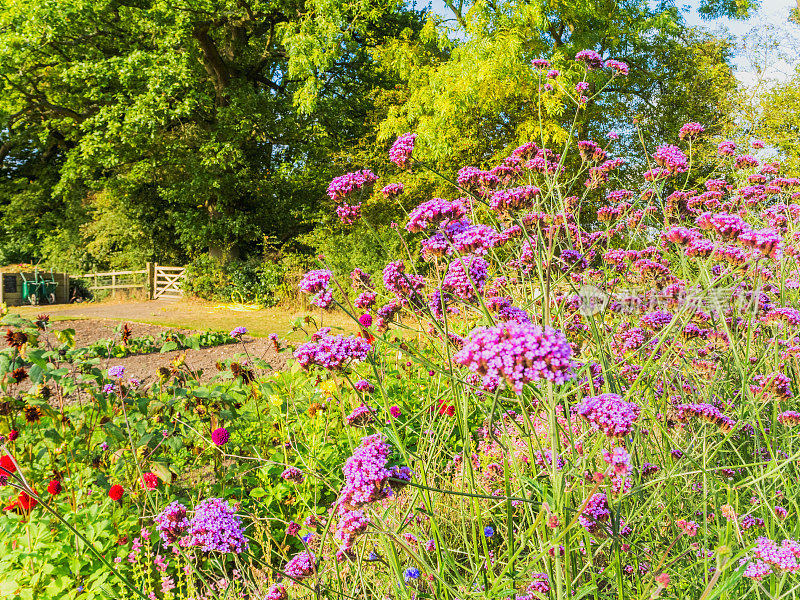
183,254 -> 303,307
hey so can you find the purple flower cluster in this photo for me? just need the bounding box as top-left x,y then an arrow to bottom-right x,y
229,326 -> 247,338
675,403 -> 736,432
294,333 -> 371,371
653,144 -> 688,174
441,255 -> 489,302
353,379 -> 374,392
452,224 -> 500,256
383,260 -> 425,301
327,170 -> 378,202
641,310 -> 673,330
735,154 -> 759,170
299,269 -> 334,308
283,551 -> 316,581
453,321 -> 576,394
336,203 -> 361,225
605,59 -> 628,75
718,140 -> 736,156
338,434 -> 391,510
679,122 -> 705,140
574,393 -> 641,438
778,411 -> 800,426
743,537 -> 800,580
265,584 -> 288,600
154,501 -> 189,546
389,133 -> 416,168
335,509 -> 370,557
490,185 -> 540,211
575,50 -> 603,69
579,493 -> 610,533
381,182 -> 405,197
281,466 -> 305,483
186,498 -> 248,553
108,365 -> 125,378
406,198 -> 467,232
345,404 -> 373,426
355,291 -> 377,309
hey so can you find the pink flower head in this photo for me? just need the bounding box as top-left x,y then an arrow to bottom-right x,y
604,59 -> 628,75
574,393 -> 641,438
575,50 -> 603,70
327,170 -> 378,202
211,427 -> 229,446
454,322 -> 575,394
389,133 -> 416,168
679,122 -> 705,140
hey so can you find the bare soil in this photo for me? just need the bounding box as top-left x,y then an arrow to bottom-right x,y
3,318 -> 287,384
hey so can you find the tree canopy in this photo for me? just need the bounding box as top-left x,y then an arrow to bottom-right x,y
0,0 -> 764,271
0,0 -> 426,267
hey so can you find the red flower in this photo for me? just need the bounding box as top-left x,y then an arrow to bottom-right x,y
140,472 -> 158,490
108,485 -> 124,501
0,455 -> 17,476
357,330 -> 376,344
7,430 -> 18,442
4,491 -> 38,513
434,398 -> 455,417
47,480 -> 62,495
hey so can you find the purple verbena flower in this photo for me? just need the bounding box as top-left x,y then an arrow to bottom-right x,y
295,333 -> 371,371
453,322 -> 575,394
574,394 -> 641,438
186,498 -> 248,553
389,133 -> 417,168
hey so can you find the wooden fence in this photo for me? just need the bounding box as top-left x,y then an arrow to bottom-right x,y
152,264 -> 186,299
74,263 -> 186,300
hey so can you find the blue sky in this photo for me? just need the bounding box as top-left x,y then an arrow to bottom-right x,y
422,0 -> 799,86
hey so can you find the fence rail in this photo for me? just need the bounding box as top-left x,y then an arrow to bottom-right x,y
71,263 -> 185,300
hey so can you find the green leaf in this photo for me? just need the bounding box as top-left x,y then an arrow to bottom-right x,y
54,329 -> 76,349
249,487 -> 268,499
150,461 -> 174,484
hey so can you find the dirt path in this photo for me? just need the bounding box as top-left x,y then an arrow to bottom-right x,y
13,297 -> 352,338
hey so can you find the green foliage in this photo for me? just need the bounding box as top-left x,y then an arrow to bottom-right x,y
380,0 -> 744,174
0,0 -> 427,267
183,253 -> 302,306
757,66 -> 800,174
65,329 -> 232,360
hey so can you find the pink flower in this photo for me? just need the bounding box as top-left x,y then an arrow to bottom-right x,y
211,427 -> 229,446
389,133 -> 417,168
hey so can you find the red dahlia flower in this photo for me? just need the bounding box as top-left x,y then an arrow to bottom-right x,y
0,455 -> 17,476
4,491 -> 38,513
109,485 -> 124,501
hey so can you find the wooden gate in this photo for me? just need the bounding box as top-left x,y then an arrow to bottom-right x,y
152,264 -> 185,299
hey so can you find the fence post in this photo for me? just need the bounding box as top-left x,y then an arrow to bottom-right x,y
146,262 -> 154,300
